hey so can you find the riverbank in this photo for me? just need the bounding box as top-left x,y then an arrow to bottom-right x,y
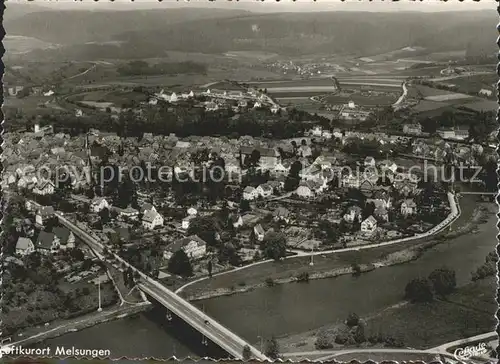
16,302 -> 152,349
277,276 -> 496,353
181,202 -> 492,302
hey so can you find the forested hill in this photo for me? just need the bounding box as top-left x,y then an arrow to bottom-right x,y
5,6 -> 494,59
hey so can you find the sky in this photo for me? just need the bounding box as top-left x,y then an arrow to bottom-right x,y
8,0 -> 498,12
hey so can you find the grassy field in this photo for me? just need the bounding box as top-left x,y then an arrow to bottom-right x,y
323,92 -> 398,106
364,276 -> 497,349
442,73 -> 496,94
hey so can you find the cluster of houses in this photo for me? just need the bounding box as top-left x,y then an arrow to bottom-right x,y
15,214 -> 76,257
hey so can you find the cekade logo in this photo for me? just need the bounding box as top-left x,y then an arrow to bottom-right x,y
453,342 -> 488,361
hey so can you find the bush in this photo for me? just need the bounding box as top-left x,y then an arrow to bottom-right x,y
238,281 -> 246,287
346,312 -> 360,327
296,272 -> 310,283
265,278 -> 275,287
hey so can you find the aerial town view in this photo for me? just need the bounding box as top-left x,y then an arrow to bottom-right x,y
1,1 -> 498,363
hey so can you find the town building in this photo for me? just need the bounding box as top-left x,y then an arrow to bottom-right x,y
361,215 -> 377,235
36,231 -> 60,255
243,186 -> 258,200
182,215 -> 196,230
53,227 -> 76,250
403,123 -> 423,135
401,199 -> 417,216
90,197 -> 110,213
32,180 -> 55,195
36,206 -> 55,226
142,210 -> 164,230
254,224 -> 265,241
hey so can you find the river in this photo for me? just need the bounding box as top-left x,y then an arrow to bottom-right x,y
36,207 -> 497,359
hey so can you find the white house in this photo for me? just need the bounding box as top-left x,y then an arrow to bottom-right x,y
273,207 -> 291,223
182,215 -> 196,230
364,156 -> 376,167
36,206 -> 55,226
401,199 -> 417,216
142,210 -> 164,230
479,88 -> 493,97
32,180 -> 55,196
343,206 -> 362,223
403,123 -> 422,135
187,207 -> 198,216
232,214 -> 244,228
243,186 -> 258,200
140,203 -> 157,215
296,181 -> 322,198
254,224 -> 265,241
164,235 -> 207,261
270,104 -> 281,114
91,198 -> 110,213
16,237 -> 35,256
361,215 -> 377,235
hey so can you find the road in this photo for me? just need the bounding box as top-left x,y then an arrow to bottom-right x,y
43,204 -> 269,361
283,331 -> 497,362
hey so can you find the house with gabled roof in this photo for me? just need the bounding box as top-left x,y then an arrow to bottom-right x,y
253,224 -> 265,241
36,231 -> 60,255
273,207 -> 291,223
53,227 -> 76,250
256,183 -> 273,198
401,199 -> 417,216
36,206 -> 55,226
343,206 -> 362,223
33,180 -> 55,196
361,215 -> 377,235
90,197 -> 110,213
16,237 -> 35,256
243,186 -> 258,200
142,210 -> 164,230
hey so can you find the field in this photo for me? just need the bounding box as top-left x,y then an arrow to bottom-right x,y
364,277 -> 497,349
441,73 -> 496,94
323,92 -> 399,106
460,100 -> 498,112
424,93 -> 473,102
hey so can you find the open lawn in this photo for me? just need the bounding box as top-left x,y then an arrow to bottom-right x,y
365,277 -> 497,349
424,93 -> 473,102
460,100 -> 498,112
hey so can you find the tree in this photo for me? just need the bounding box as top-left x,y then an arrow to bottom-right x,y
207,260 -> 213,278
167,250 -> 193,277
428,267 -> 456,297
239,198 -> 250,212
265,337 -> 280,359
262,231 -> 287,261
404,278 -> 434,303
346,312 -> 360,327
242,345 -> 252,360
187,216 -> 220,247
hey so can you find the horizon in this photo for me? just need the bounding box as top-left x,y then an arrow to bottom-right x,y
6,0 -> 497,13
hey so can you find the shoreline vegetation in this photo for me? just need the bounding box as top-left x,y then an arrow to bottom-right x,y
180,204 -> 491,302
